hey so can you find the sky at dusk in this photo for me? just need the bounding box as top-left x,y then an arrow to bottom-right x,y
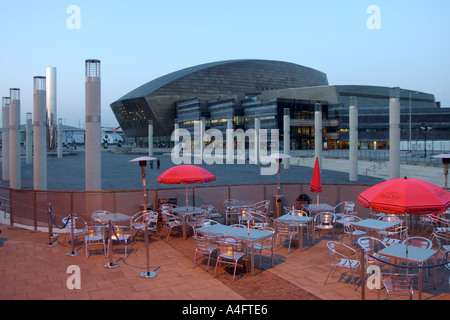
1,0 -> 449,128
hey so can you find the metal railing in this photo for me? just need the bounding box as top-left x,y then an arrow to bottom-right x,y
2,182 -> 375,231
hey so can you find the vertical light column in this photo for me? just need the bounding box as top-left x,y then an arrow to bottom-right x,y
9,88 -> 21,190
46,67 -> 57,150
283,108 -> 290,169
349,97 -> 358,182
33,76 -> 47,190
226,118 -> 233,164
389,87 -> 401,179
148,120 -> 153,156
26,113 -> 32,164
314,102 -> 323,170
2,97 -> 10,181
85,59 -> 102,191
254,117 -> 260,165
57,118 -> 63,158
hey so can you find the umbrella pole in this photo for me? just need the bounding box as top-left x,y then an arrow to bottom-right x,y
186,185 -> 188,209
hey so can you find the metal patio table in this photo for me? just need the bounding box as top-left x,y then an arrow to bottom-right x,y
196,223 -> 274,275
301,203 -> 334,215
170,206 -> 206,239
377,243 -> 438,300
351,218 -> 400,237
226,201 -> 255,225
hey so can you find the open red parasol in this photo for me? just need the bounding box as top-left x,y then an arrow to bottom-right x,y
157,164 -> 216,207
358,177 -> 450,215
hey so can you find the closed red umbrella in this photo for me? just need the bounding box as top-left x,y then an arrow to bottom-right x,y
358,177 -> 450,215
157,165 -> 216,208
310,157 -> 322,206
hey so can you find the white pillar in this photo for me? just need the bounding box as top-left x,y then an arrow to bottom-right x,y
57,118 -> 63,158
349,97 -> 358,181
389,87 -> 401,179
33,76 -> 47,190
254,117 -> 260,165
46,67 -> 57,149
314,102 -> 323,170
283,108 -> 290,169
9,88 -> 21,190
85,59 -> 102,191
148,120 -> 153,156
226,118 -> 234,164
2,97 -> 10,181
26,113 -> 32,164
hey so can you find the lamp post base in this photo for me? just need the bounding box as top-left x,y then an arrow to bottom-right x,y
140,271 -> 157,279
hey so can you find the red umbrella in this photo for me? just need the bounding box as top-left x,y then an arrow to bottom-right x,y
358,177 -> 450,215
310,157 -> 322,206
157,165 -> 216,207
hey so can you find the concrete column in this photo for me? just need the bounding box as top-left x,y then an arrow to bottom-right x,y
46,67 -> 57,150
33,76 -> 47,190
26,113 -> 33,164
57,118 -> 63,158
226,118 -> 234,164
349,97 -> 358,181
389,87 -> 401,179
9,88 -> 21,190
2,97 -> 10,181
148,120 -> 153,156
283,108 -> 290,169
254,117 -> 260,165
85,59 -> 102,191
174,118 -> 179,147
314,102 -> 323,170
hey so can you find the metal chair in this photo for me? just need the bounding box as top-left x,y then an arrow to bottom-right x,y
84,225 -> 107,259
251,226 -> 275,268
340,215 -> 367,245
378,225 -> 408,246
325,241 -> 361,290
357,236 -> 390,270
402,236 -> 433,249
254,200 -> 270,215
332,201 -> 355,220
213,240 -> 247,281
61,215 -> 85,245
313,212 -> 336,242
131,210 -> 159,239
382,273 -> 415,300
162,211 -> 183,240
193,235 -> 218,271
107,225 -> 131,258
274,220 -> 298,253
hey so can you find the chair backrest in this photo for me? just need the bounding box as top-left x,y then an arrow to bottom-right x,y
86,225 -> 104,239
288,210 -> 309,217
315,212 -> 336,225
231,224 -> 247,229
403,236 -> 433,249
194,236 -> 210,250
341,215 -> 362,232
334,201 -> 355,214
274,220 -> 290,235
433,230 -> 450,247
326,241 -> 356,264
358,236 -> 386,253
378,215 -> 401,223
217,240 -> 236,256
62,216 -> 82,233
254,200 -> 270,214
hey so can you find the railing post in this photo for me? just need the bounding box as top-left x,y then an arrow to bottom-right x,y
360,249 -> 365,300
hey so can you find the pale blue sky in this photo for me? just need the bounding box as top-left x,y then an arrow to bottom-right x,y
1,0 -> 449,127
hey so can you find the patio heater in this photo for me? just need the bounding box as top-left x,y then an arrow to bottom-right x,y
269,153 -> 291,218
432,154 -> 450,190
129,156 -> 158,279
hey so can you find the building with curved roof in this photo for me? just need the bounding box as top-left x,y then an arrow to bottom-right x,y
110,59 -> 328,138
110,59 -> 449,151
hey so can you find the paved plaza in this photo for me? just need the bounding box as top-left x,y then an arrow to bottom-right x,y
0,148 -> 449,304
